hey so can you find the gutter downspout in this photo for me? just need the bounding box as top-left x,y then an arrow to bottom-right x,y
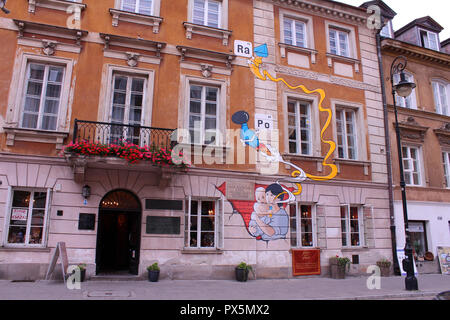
376,29 -> 400,276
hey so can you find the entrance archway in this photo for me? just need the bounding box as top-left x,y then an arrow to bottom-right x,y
96,190 -> 142,275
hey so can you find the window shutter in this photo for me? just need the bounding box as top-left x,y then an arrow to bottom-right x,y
43,188 -> 53,246
315,205 -> 326,248
362,205 -> 375,248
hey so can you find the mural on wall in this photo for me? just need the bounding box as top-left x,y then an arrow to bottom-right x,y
217,44 -> 339,242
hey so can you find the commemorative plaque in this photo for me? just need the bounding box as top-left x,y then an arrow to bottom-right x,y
292,249 -> 321,276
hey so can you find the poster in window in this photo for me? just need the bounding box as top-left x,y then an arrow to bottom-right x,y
437,247 -> 450,275
291,249 -> 321,276
11,209 -> 28,221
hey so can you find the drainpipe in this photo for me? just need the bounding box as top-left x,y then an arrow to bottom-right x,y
375,28 -> 400,276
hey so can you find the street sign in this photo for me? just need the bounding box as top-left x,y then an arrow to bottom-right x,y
234,40 -> 253,58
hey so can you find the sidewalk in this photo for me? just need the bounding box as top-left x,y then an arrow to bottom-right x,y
0,274 -> 449,300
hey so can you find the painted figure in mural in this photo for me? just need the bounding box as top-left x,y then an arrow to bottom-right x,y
248,184 -> 289,241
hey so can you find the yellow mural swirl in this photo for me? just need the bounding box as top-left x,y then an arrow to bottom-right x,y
249,57 -> 338,194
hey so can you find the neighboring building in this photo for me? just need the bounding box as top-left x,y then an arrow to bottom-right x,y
0,0 -> 391,280
380,12 -> 450,273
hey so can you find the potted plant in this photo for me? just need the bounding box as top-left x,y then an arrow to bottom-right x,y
329,256 -> 351,279
376,259 -> 392,277
75,263 -> 86,282
235,262 -> 254,282
147,263 -> 160,282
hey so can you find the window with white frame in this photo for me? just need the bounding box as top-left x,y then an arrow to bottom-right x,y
402,145 -> 422,186
21,62 -> 65,131
336,108 -> 357,160
289,203 -> 315,248
329,28 -> 350,57
288,100 -> 312,155
420,29 -> 439,51
189,84 -> 219,145
121,0 -> 153,15
5,189 -> 50,247
341,205 -> 362,247
110,74 -> 146,145
432,81 -> 449,116
192,0 -> 221,28
185,198 -> 218,248
393,72 -> 417,109
443,151 -> 450,188
283,17 -> 307,48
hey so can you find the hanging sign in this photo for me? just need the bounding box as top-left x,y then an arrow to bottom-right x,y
11,209 -> 28,221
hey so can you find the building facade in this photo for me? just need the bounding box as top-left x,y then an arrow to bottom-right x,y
380,12 -> 450,273
0,0 -> 392,280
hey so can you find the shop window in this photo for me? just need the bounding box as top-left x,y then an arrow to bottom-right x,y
287,100 -> 312,156
289,203 -> 315,248
341,205 -> 362,247
409,221 -> 428,259
5,189 -> 50,247
336,108 -> 358,160
185,198 -> 219,249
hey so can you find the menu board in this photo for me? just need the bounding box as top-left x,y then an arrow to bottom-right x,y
11,209 -> 28,221
292,249 -> 321,276
437,247 -> 450,275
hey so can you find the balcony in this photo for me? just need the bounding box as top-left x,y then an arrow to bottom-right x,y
65,120 -> 180,186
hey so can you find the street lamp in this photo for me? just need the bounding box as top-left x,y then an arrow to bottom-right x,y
0,0 -> 10,14
390,56 -> 418,291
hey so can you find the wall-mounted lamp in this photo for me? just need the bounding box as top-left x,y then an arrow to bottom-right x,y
0,0 -> 10,14
82,185 -> 91,200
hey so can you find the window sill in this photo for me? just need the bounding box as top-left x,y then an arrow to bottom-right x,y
282,153 -> 324,172
326,52 -> 360,74
341,246 -> 369,252
279,43 -> 318,64
334,158 -> 370,176
4,127 -> 68,151
0,246 -> 51,252
181,248 -> 223,254
109,8 -> 163,33
28,0 -> 87,14
183,22 -> 232,46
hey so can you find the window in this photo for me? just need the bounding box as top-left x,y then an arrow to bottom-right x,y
189,84 -> 219,145
283,17 -> 307,48
185,199 -> 218,248
5,189 -> 50,247
420,30 -> 439,51
443,152 -> 450,188
110,74 -> 146,145
121,0 -> 153,15
329,28 -> 349,57
402,145 -> 422,186
409,221 -> 428,258
432,81 -> 449,116
380,21 -> 392,38
341,205 -> 362,247
394,73 -> 417,109
289,203 -> 315,248
287,100 -> 311,155
21,62 -> 65,131
192,0 -> 221,28
336,109 -> 357,160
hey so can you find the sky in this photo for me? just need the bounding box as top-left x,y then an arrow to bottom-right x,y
337,0 -> 450,41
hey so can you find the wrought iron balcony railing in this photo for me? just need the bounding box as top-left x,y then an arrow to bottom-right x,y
73,119 -> 175,149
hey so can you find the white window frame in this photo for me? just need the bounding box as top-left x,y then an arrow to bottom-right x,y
279,10 -> 314,50
341,204 -> 364,248
180,75 -> 227,147
325,21 -> 357,59
329,28 -> 349,57
335,108 -> 358,160
419,29 -> 440,51
185,196 -> 221,249
115,0 -> 161,16
394,72 -> 417,110
432,80 -> 449,116
120,0 -> 154,15
6,53 -> 74,133
3,187 -> 51,248
97,65 -> 155,128
402,145 -> 423,187
283,17 -> 307,48
287,99 -> 312,156
443,151 -> 450,189
188,0 -> 228,30
190,0 -> 222,28
290,202 -> 317,248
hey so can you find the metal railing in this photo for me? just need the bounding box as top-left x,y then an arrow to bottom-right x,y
73,119 -> 175,150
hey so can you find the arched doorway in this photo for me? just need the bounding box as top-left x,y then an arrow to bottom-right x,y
96,190 -> 142,275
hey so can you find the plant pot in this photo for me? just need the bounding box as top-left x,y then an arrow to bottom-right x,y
148,270 -> 160,282
80,269 -> 86,282
235,268 -> 249,282
379,265 -> 391,277
330,264 -> 346,279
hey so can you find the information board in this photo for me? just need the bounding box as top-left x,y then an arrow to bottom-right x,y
437,246 -> 450,275
146,216 -> 180,235
291,249 -> 321,276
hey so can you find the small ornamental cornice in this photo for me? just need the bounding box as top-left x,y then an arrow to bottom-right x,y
434,123 -> 450,146
395,116 -> 429,142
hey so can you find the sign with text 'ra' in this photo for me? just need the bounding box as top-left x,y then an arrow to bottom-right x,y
234,40 -> 253,58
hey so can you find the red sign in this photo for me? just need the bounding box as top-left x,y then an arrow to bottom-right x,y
292,249 -> 321,276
